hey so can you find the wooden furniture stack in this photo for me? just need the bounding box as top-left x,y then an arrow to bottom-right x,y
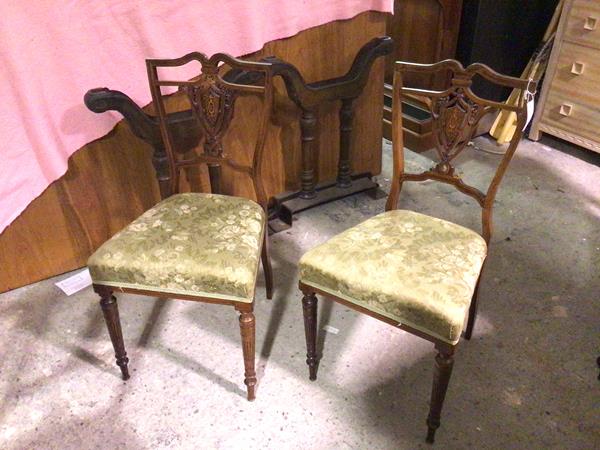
530,0 -> 600,153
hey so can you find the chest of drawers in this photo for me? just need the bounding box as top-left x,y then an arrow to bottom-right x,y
530,0 -> 600,153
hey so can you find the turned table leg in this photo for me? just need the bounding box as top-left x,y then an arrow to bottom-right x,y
300,110 -> 317,199
337,98 -> 355,188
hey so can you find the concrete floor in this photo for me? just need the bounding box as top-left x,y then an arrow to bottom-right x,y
1,136 -> 598,449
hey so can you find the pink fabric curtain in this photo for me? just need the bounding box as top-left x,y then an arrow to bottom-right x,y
0,0 -> 392,234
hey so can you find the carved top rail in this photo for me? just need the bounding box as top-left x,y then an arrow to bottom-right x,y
387,59 -> 537,243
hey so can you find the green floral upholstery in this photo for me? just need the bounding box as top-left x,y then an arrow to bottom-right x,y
299,210 -> 487,344
88,193 -> 265,302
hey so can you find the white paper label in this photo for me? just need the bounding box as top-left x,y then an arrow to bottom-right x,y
55,269 -> 92,295
524,91 -> 535,131
322,325 -> 339,335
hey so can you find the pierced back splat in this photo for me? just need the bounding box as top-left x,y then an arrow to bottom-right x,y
431,87 -> 483,170
386,59 -> 536,243
146,53 -> 273,210
185,71 -> 238,158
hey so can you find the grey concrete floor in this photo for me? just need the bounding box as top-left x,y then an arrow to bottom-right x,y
1,137 -> 599,449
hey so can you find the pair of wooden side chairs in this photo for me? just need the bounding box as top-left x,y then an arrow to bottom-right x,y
86,52 -> 534,442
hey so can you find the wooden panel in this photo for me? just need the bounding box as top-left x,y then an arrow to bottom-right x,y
550,41 -> 600,105
0,11 -> 387,292
542,91 -> 600,145
0,122 -> 160,293
538,122 -> 600,152
564,0 -> 600,49
384,0 -> 463,85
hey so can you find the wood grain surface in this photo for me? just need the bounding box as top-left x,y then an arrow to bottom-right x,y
384,0 -> 463,85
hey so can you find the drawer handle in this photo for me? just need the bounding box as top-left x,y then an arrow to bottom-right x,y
559,104 -> 573,117
584,16 -> 597,30
571,61 -> 585,75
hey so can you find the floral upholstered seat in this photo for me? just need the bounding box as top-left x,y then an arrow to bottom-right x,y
88,193 -> 265,302
299,210 -> 487,344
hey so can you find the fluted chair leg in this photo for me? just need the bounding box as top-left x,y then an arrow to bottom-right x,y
238,306 -> 257,401
426,347 -> 455,443
301,289 -> 318,380
96,286 -> 130,380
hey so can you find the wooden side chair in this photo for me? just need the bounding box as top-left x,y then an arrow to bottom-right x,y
298,60 -> 535,441
87,53 -> 274,401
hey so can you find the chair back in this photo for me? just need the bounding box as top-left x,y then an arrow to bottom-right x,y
146,52 -> 273,210
386,59 -> 536,243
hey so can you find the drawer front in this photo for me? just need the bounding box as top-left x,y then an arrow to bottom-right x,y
550,41 -> 600,106
565,0 -> 600,49
542,92 -> 600,144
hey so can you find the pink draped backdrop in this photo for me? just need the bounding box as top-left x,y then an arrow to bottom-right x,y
0,0 -> 393,234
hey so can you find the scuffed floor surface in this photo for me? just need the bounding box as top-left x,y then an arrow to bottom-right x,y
1,136 -> 599,449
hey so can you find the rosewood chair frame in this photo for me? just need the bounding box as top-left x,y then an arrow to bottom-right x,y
300,59 -> 535,441
93,52 -> 274,401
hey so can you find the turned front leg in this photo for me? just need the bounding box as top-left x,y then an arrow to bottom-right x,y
426,347 -> 455,443
300,110 -> 317,199
238,306 -> 257,401
96,286 -> 130,380
301,289 -> 318,380
337,98 -> 355,188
